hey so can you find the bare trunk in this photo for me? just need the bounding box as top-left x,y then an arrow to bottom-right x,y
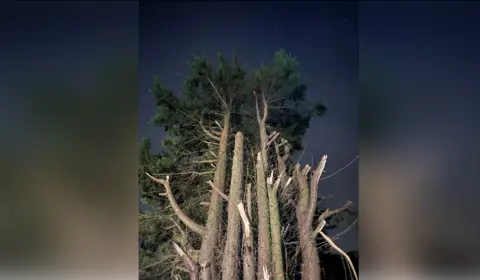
259,123 -> 268,170
221,132 -> 245,280
267,174 -> 285,280
294,157 -> 327,280
275,139 -> 291,200
255,152 -> 271,277
238,202 -> 255,280
198,112 -> 231,280
296,209 -> 320,280
254,91 -> 272,277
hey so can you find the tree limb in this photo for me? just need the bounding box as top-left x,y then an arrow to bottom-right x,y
246,183 -> 252,220
193,159 -> 217,164
207,77 -> 229,109
318,231 -> 358,280
172,241 -> 199,280
267,132 -> 280,146
199,115 -> 221,141
268,131 -> 278,140
254,91 -> 262,124
146,173 -> 206,236
237,202 -> 251,239
305,155 -> 328,226
312,201 -> 353,238
261,92 -> 268,123
206,180 -> 229,201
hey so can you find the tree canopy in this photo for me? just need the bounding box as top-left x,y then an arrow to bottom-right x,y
139,50 -> 357,280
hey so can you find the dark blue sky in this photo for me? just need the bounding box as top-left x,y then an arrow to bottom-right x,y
139,2 -> 359,250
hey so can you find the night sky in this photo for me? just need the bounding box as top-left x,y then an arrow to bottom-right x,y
139,2 -> 359,250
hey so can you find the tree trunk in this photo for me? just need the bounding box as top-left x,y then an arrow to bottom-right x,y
259,122 -> 269,170
221,132 -> 245,280
254,91 -> 272,278
267,175 -> 285,280
294,157 -> 327,280
198,112 -> 231,280
296,209 -> 320,280
255,152 -> 271,278
238,201 -> 255,280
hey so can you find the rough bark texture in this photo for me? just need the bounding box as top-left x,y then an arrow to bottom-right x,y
238,202 -> 255,280
221,132 -> 244,280
275,139 -> 291,200
254,90 -> 273,278
294,156 -> 327,280
294,164 -> 320,280
198,112 -> 230,280
255,152 -> 271,278
267,174 -> 285,280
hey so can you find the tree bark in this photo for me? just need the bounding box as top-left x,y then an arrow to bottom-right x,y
221,132 -> 245,280
267,173 -> 285,280
173,242 -> 199,280
294,156 -> 327,280
255,152 -> 271,277
254,90 -> 273,277
198,111 -> 231,280
238,202 -> 255,280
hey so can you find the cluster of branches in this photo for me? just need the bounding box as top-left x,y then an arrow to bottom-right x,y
139,50 -> 357,280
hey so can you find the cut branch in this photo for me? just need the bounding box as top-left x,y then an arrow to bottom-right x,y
207,77 -> 229,109
193,159 -> 217,164
318,231 -> 358,280
246,183 -> 252,220
172,241 -> 199,280
268,131 -> 278,140
313,201 -> 353,238
215,120 -> 222,130
261,92 -> 268,122
199,115 -> 221,141
305,155 -> 328,225
206,180 -> 229,201
238,202 -> 255,280
146,173 -> 206,236
267,132 -> 280,146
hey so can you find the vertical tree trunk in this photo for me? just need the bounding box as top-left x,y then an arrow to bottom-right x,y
198,112 -> 231,280
242,183 -> 255,280
238,201 -> 255,280
254,91 -> 272,277
294,156 -> 327,280
255,151 -> 271,277
221,132 -> 245,280
294,164 -> 320,280
267,174 -> 285,280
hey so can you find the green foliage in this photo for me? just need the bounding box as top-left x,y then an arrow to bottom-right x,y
251,49 -> 327,151
140,49 -> 330,279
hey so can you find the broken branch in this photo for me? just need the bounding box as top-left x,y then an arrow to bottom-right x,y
207,77 -> 229,109
172,241 -> 199,280
313,201 -> 353,238
305,155 -> 328,225
199,115 -> 221,141
206,180 -> 229,201
318,231 -> 358,280
146,173 -> 206,236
